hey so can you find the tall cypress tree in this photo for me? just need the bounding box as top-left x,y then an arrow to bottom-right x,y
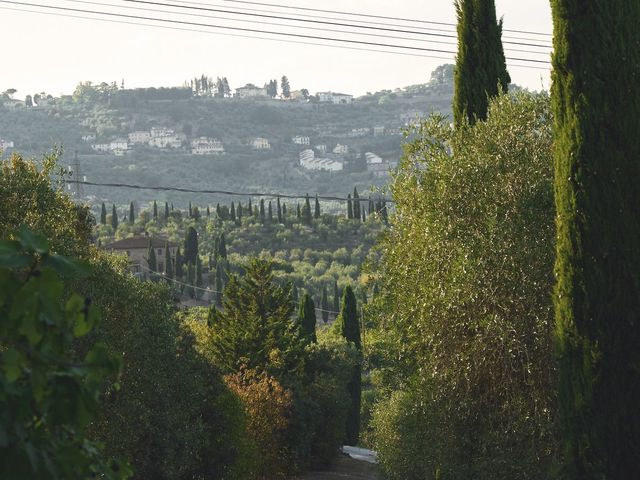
188,201 -> 193,218
298,293 -> 317,343
164,243 -> 173,279
296,203 -> 301,219
353,187 -> 360,220
259,199 -> 265,224
277,197 -> 282,223
320,284 -> 329,323
230,202 -> 236,222
218,233 -> 227,260
282,203 -> 287,218
184,227 -> 199,265
551,2 -> 640,478
129,202 -> 135,224
333,280 -> 340,315
347,194 -> 353,219
100,202 -> 107,225
147,241 -> 157,278
334,285 -> 361,445
237,201 -> 243,224
164,201 -> 169,220
111,204 -> 118,230
153,200 -> 158,220
248,199 -> 253,216
268,201 -> 273,223
302,194 -> 312,225
186,263 -> 195,299
453,0 -> 510,126
206,206 -> 211,218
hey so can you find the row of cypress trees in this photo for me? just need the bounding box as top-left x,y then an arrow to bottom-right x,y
452,0 -> 640,476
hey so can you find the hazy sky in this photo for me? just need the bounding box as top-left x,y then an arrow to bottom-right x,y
0,0 -> 552,99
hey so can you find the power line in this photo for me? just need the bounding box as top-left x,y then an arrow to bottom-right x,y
123,0 -> 552,51
65,179 -> 395,204
221,0 -> 553,38
147,0 -> 553,45
61,0 -> 550,56
0,0 -> 550,65
0,5 -> 457,61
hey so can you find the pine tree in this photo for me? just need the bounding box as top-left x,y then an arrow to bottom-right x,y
551,1 -> 640,477
281,75 -> 291,98
111,204 -> 118,229
184,227 -> 199,265
314,195 -> 321,219
164,243 -> 173,279
334,285 -> 361,445
164,202 -> 169,220
320,284 -> 329,323
100,202 -> 107,225
277,197 -> 282,223
129,202 -> 135,224
453,0 -> 510,126
153,200 -> 158,220
347,194 -> 353,219
298,293 -> 317,343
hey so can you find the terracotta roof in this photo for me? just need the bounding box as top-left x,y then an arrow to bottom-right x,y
104,236 -> 177,250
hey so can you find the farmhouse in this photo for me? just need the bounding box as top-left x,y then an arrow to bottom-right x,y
103,236 -> 177,279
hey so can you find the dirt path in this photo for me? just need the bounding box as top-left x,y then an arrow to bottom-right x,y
296,454 -> 382,480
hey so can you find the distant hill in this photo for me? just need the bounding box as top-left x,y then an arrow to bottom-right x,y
0,65 -> 455,210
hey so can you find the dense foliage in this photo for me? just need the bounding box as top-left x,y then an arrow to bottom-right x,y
550,2 -> 640,478
0,228 -> 128,480
370,92 -> 557,479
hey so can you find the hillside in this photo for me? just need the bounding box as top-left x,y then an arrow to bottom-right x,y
0,65 -> 454,210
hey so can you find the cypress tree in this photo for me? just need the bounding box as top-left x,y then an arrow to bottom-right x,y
314,196 -> 321,219
353,187 -> 360,220
268,201 -> 273,223
186,263 -> 195,298
282,203 -> 287,218
192,206 -> 201,220
248,199 -> 253,216
175,246 -> 183,281
296,203 -> 301,219
237,201 -> 243,224
100,202 -> 107,225
111,204 -> 118,229
453,0 -> 510,126
164,202 -> 169,220
230,202 -> 236,222
184,227 -> 199,265
195,257 -> 203,300
146,241 -> 157,278
303,194 -> 312,225
347,194 -> 353,219
298,293 -> 317,343
259,199 -> 266,223
206,206 -> 211,218
188,201 -> 193,218
551,1 -> 640,478
129,202 -> 135,224
333,280 -> 340,315
277,197 -> 282,223
164,243 -> 173,279
171,202 -> 174,211
153,200 -> 158,220
253,205 -> 259,217
218,233 -> 227,260
320,284 -> 329,323
335,285 -> 361,445
216,203 -> 221,218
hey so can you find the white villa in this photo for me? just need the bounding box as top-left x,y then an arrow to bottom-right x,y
81,134 -> 96,142
373,126 -> 386,136
317,92 -> 354,104
128,131 -> 152,144
252,137 -> 271,150
0,138 -> 14,150
333,144 -> 349,155
236,84 -> 269,98
299,149 -> 343,172
110,138 -> 129,151
191,137 -> 225,155
91,143 -> 110,153
315,144 -> 327,153
365,152 -> 391,178
292,135 -> 310,145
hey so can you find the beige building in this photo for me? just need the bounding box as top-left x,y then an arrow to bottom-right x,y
104,236 -> 177,279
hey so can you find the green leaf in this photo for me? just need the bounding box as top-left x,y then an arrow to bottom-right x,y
0,239 -> 22,256
17,225 -> 49,254
43,255 -> 91,277
3,348 -> 24,383
0,253 -> 32,269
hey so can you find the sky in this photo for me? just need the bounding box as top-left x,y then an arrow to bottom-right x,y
0,0 -> 552,99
